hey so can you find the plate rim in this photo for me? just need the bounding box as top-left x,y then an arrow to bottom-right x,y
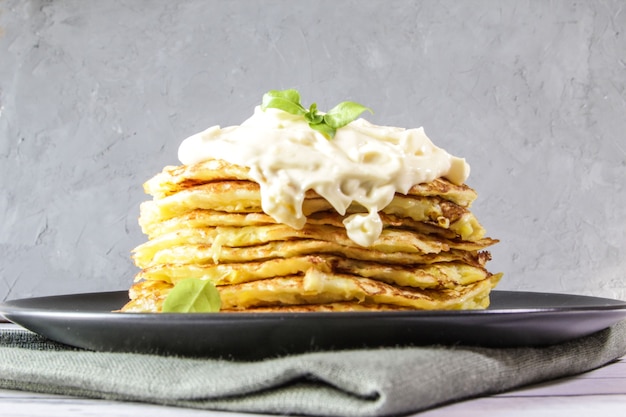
2,290 -> 626,356
2,289 -> 626,319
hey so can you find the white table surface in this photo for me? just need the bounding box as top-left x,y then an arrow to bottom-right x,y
0,323 -> 624,417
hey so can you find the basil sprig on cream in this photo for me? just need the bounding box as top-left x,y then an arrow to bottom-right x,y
161,278 -> 221,313
261,89 -> 373,139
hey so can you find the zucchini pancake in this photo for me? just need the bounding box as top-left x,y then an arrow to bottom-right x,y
121,90 -> 501,313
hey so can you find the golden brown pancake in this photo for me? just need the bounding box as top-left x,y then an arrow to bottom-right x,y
144,158 -> 478,207
132,223 -> 497,268
134,255 -> 491,289
121,157 -> 501,314
141,209 -> 468,241
121,270 -> 501,313
139,180 -> 485,241
136,240 -> 490,269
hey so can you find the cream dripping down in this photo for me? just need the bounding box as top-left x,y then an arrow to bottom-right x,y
178,106 -> 470,247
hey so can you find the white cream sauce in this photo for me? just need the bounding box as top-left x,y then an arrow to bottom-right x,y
178,106 -> 470,246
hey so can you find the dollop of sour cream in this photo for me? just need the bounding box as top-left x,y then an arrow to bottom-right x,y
178,106 -> 470,247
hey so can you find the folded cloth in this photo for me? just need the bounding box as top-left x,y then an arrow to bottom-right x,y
0,320 -> 625,417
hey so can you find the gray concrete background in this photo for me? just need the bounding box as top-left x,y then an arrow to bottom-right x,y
0,0 -> 624,301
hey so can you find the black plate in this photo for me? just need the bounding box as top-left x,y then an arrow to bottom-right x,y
1,290 -> 625,359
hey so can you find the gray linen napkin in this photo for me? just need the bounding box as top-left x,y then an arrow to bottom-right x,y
1,320 -> 625,417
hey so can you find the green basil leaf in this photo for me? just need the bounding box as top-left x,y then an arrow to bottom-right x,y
162,278 -> 221,313
306,103 -> 323,124
262,95 -> 307,115
305,108 -> 324,124
264,88 -> 302,104
305,112 -> 323,124
323,101 -> 373,129
309,122 -> 336,139
260,89 -> 373,139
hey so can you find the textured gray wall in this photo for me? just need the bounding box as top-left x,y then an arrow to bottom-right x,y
0,0 -> 624,301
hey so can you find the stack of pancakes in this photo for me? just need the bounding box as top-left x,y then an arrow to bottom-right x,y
121,158 -> 501,312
